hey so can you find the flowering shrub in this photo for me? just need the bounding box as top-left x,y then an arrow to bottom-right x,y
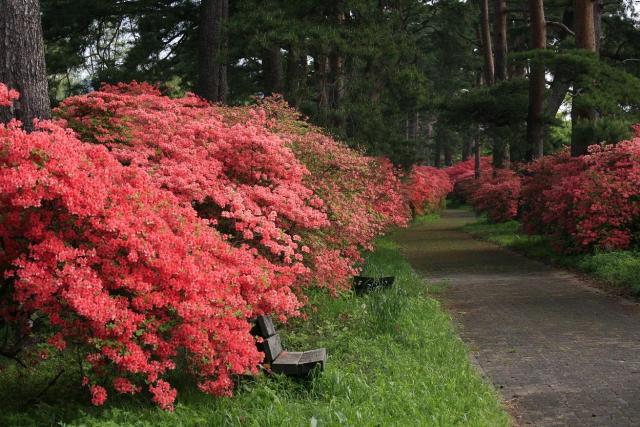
57,86 -> 412,295
444,157 -> 493,203
468,169 -> 521,223
522,130 -> 640,252
405,166 -> 453,215
0,117 -> 265,409
0,82 -> 420,409
246,97 -> 411,289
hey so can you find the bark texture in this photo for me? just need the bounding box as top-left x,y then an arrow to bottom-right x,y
263,46 -> 285,96
479,0 -> 495,86
526,0 -> 547,160
493,0 -> 508,82
0,0 -> 51,130
571,0 -> 598,157
197,0 -> 228,103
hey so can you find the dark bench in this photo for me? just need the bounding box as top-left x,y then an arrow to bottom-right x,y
253,316 -> 326,376
352,276 -> 395,294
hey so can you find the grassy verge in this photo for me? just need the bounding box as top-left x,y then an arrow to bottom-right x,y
0,236 -> 508,427
463,217 -> 640,296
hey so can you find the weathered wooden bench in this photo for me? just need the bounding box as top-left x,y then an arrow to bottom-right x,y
253,315 -> 326,376
352,276 -> 395,294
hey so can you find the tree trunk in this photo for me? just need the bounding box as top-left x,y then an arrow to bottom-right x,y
315,53 -> 330,124
574,0 -> 596,52
493,0 -> 508,82
197,0 -> 228,103
444,144 -> 453,166
462,138 -> 473,161
478,0 -> 495,86
0,0 -> 50,130
263,46 -> 284,96
434,139 -> 442,168
571,0 -> 597,156
285,46 -> 307,107
475,137 -> 482,179
526,0 -> 547,160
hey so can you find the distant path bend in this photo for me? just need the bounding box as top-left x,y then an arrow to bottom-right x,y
395,209 -> 640,427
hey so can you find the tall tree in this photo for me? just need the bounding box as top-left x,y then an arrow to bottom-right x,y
479,0 -> 495,86
526,0 -> 547,160
0,0 -> 51,130
493,0 -> 508,82
197,0 -> 228,103
263,46 -> 285,96
571,0 -> 598,156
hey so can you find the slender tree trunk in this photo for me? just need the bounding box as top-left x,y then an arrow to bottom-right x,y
263,46 -> 284,96
315,53 -> 330,124
526,0 -> 547,160
478,1 -> 495,86
285,46 -> 307,107
571,0 -> 597,156
475,137 -> 482,179
0,0 -> 50,130
493,0 -> 508,82
197,0 -> 228,103
462,138 -> 473,161
434,139 -> 442,168
444,144 -> 453,166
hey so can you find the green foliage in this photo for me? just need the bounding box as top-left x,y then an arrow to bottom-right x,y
579,252 -> 640,295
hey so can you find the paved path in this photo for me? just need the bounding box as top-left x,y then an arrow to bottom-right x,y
394,209 -> 640,426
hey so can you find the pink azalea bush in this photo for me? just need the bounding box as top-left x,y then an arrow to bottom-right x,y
468,169 -> 521,223
0,82 -> 425,409
0,117 -> 264,410
521,128 -> 640,252
444,157 -> 494,204
0,83 -> 19,106
406,165 -> 453,215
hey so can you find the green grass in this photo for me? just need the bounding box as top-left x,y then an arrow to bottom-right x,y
463,216 -> 640,295
0,236 -> 509,427
413,213 -> 441,225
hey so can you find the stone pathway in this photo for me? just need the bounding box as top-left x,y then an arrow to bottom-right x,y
394,209 -> 640,427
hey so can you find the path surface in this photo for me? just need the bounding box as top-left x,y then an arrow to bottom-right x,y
394,209 -> 640,427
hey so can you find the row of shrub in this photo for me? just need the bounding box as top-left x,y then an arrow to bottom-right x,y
448,126 -> 640,255
0,82 -> 452,409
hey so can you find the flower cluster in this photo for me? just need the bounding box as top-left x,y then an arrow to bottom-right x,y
444,157 -> 494,204
0,118 -> 264,410
0,83 -> 19,107
405,166 -> 453,215
468,169 -> 521,223
0,83 -> 423,408
521,130 -> 640,252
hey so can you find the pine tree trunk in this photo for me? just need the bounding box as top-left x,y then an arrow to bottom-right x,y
475,137 -> 482,179
526,0 -> 546,160
478,0 -> 495,86
0,0 -> 51,130
434,139 -> 442,168
493,0 -> 508,82
462,138 -> 473,161
315,54 -> 330,124
197,0 -> 228,103
285,46 -> 304,107
263,46 -> 284,96
571,0 -> 597,156
444,144 -> 453,166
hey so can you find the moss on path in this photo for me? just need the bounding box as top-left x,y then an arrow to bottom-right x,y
394,209 -> 640,427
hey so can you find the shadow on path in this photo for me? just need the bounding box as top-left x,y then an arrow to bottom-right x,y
395,209 -> 640,427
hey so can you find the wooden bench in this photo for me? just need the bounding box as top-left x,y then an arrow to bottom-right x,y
352,276 -> 395,294
253,316 -> 326,377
